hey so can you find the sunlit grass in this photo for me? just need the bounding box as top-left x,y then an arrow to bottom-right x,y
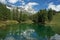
49,13 -> 60,34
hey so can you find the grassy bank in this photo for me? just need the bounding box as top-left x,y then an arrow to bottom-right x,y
0,13 -> 60,34
48,13 -> 60,34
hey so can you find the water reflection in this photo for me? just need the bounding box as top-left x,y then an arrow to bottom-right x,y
50,34 -> 60,40
21,29 -> 38,40
0,23 -> 55,40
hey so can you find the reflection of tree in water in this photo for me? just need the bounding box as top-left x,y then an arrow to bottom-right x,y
0,23 -> 55,40
46,26 -> 55,40
31,24 -> 55,40
0,26 -> 9,39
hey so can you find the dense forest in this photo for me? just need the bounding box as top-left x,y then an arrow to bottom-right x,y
0,3 -> 60,24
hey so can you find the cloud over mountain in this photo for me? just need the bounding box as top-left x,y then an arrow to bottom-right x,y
24,2 -> 39,13
7,0 -> 18,4
0,0 -> 39,13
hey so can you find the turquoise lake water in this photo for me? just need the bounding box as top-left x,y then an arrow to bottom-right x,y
0,23 -> 55,40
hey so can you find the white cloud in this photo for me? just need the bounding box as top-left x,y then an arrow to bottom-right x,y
8,0 -> 18,4
22,2 -> 25,5
0,0 -> 6,4
0,0 -> 19,4
17,2 -> 39,13
5,1 -> 39,13
0,0 -> 38,13
24,2 -> 39,13
0,0 -> 25,4
20,0 -> 25,5
48,2 -> 60,11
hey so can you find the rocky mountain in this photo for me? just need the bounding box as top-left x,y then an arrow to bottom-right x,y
6,4 -> 36,15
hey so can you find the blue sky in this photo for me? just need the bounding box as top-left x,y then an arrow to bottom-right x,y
0,0 -> 60,13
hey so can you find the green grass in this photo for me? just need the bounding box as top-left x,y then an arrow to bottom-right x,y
49,13 -> 60,34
